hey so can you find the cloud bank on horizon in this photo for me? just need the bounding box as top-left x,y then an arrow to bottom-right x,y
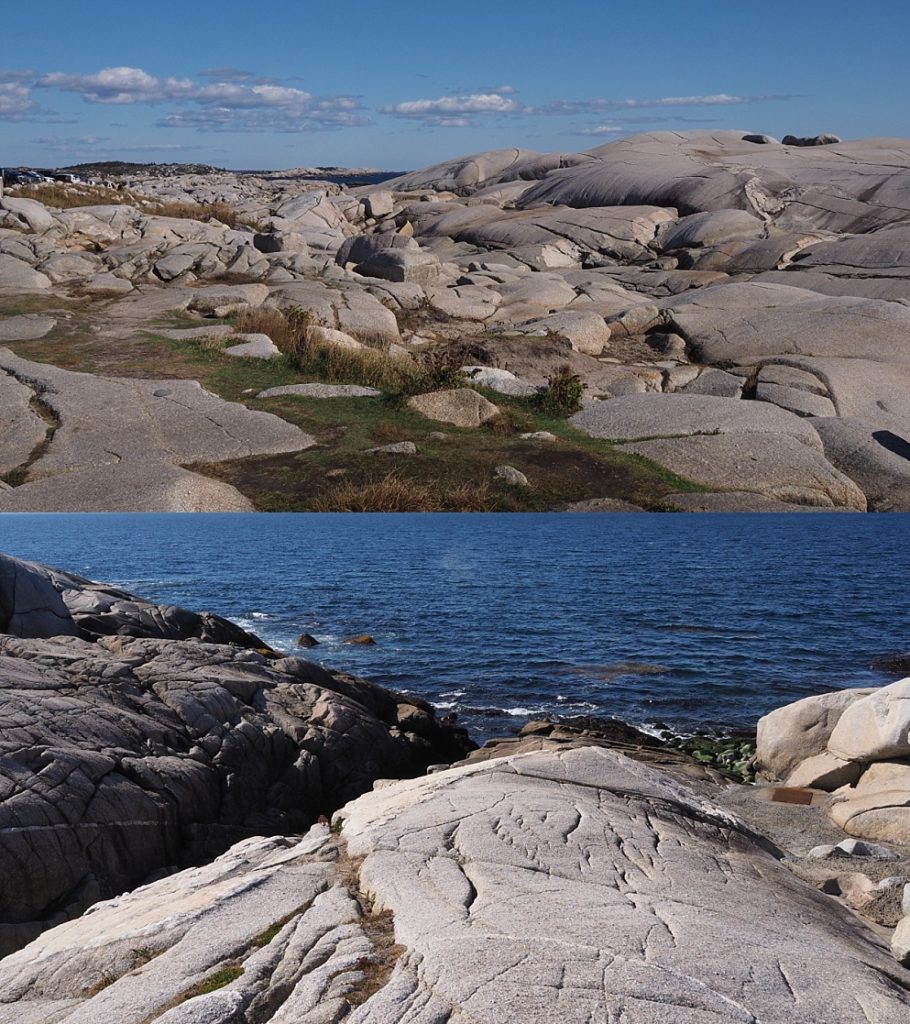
0,65 -> 803,165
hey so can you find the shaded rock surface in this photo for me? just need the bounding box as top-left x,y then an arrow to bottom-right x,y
0,557 -> 472,956
0,553 -> 265,648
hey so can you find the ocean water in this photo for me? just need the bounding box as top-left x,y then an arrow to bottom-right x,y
2,513 -> 907,741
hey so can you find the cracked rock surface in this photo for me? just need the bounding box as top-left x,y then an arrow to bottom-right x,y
0,349 -> 314,511
0,555 -> 472,957
1,747 -> 908,1022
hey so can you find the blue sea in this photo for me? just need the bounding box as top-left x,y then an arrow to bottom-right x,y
1,513 -> 907,741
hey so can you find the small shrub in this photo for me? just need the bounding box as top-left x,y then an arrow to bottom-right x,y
234,307 -> 301,350
483,408 -> 534,436
533,365 -> 583,416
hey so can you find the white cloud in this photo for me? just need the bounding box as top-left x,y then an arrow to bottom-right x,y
381,91 -> 524,126
22,65 -> 368,132
0,82 -> 37,119
37,67 -> 194,104
542,93 -> 793,115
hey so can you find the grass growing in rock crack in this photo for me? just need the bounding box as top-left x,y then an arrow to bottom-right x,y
183,965 -> 244,1000
0,467 -> 28,487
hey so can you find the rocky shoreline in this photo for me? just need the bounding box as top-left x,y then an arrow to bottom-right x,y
2,130 -> 910,511
0,552 -> 908,1021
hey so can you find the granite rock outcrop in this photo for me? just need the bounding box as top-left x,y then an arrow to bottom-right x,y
0,746 -> 907,1022
4,131 -> 910,508
0,556 -> 472,956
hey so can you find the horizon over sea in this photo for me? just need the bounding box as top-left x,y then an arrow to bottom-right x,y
2,512 -> 907,741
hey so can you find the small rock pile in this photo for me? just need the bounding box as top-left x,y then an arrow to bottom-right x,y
756,677 -> 910,963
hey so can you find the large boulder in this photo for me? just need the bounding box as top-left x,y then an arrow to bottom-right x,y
0,253 -> 51,290
663,282 -> 910,364
572,392 -> 823,446
829,761 -> 910,845
828,677 -> 910,761
755,687 -> 875,781
0,552 -> 265,648
407,387 -> 500,427
4,747 -> 908,1022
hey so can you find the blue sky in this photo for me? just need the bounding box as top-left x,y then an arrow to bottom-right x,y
2,1 -> 908,171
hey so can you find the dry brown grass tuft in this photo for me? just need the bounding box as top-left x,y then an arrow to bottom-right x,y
7,185 -> 264,229
7,183 -> 135,209
309,473 -> 496,512
233,307 -> 301,349
239,306 -> 428,393
150,200 -> 265,230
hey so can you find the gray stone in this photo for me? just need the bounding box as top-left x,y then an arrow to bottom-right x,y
572,392 -> 822,446
828,678 -> 910,761
783,133 -> 842,146
0,552 -> 264,647
257,383 -> 381,399
517,310 -> 611,355
756,381 -> 837,418
356,248 -> 442,285
188,283 -> 270,317
680,368 -> 744,398
363,191 -> 394,219
829,761 -> 910,844
83,273 -> 133,295
808,844 -> 840,859
0,561 -> 471,958
836,838 -> 900,860
664,282 -> 910,364
0,371 -> 48,475
0,254 -> 51,290
661,490 -> 832,512
0,348 -> 313,512
0,743 -> 908,1019
494,464 -> 529,486
786,750 -> 866,790
813,417 -> 910,512
893,915 -> 910,966
462,365 -> 537,397
756,687 -> 876,782
369,441 -> 417,455
655,209 -> 766,252
621,431 -> 867,508
0,196 -> 56,232
407,388 -> 499,427
223,333 -> 282,359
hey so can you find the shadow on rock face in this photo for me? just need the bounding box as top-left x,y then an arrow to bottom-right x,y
873,429 -> 910,463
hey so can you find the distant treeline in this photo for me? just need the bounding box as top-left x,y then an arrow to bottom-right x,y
59,161 -> 227,176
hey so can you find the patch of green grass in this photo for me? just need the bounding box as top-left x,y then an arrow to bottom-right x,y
251,924 -> 283,948
184,965 -> 243,1000
0,467 -> 28,487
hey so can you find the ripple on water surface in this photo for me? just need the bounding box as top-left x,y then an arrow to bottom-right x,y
2,512 -> 907,740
